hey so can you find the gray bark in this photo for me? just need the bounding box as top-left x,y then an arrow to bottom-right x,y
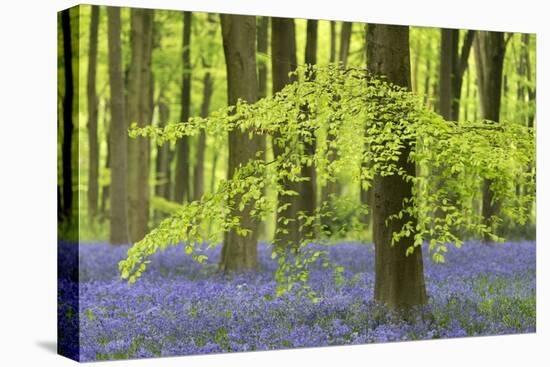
218,14 -> 262,272
107,6 -> 129,244
368,24 -> 427,310
174,11 -> 192,203
87,5 -> 100,223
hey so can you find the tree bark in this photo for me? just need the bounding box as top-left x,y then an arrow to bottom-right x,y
155,100 -> 171,201
87,5 -> 100,223
218,14 -> 262,272
255,16 -> 269,239
271,17 -> 301,247
474,31 -> 506,241
329,21 -> 336,63
60,10 -> 74,224
439,29 -> 455,121
127,8 -> 154,243
100,99 -> 110,222
367,24 -> 427,310
107,6 -> 129,244
299,19 -> 319,238
174,11 -> 192,203
339,22 -> 352,68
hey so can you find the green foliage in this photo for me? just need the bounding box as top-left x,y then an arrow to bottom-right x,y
119,64 -> 535,299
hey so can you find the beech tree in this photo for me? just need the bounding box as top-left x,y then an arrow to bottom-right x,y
367,24 -> 427,309
474,31 -> 508,239
60,10 -> 74,224
271,17 -> 301,247
217,14 -> 263,271
87,5 -> 100,223
439,29 -> 475,121
127,8 -> 154,242
174,11 -> 193,203
107,6 -> 129,244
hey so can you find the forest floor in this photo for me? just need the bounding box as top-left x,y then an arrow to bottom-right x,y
58,240 -> 535,361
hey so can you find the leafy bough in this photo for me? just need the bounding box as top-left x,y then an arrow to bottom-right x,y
119,64 -> 535,299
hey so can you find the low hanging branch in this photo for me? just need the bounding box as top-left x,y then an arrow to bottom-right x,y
119,64 -> 535,300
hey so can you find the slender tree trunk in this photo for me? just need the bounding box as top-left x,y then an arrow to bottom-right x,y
271,17 -> 301,247
367,24 -> 427,310
61,10 -> 74,224
299,19 -> 319,238
451,30 -> 475,121
474,31 -> 507,241
155,100 -> 171,201
322,22 -> 354,234
174,11 -> 192,203
218,14 -> 262,272
257,17 -> 269,99
127,9 -> 154,243
339,22 -> 352,68
87,5 -> 100,223
329,21 -> 336,63
100,99 -> 111,222
107,6 -> 129,244
193,14 -> 217,201
256,16 -> 269,239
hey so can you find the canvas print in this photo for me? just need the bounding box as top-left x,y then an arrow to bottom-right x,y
57,4 -> 536,362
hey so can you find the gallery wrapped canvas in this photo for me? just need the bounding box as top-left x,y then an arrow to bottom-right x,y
57,4 -> 536,362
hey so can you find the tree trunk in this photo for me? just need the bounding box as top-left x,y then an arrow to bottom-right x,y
218,14 -> 262,272
174,11 -> 192,203
256,16 -> 269,239
107,6 -> 129,244
329,21 -> 336,63
193,14 -> 217,202
100,99 -> 111,222
452,30 -> 475,121
60,10 -> 74,224
271,17 -> 301,248
257,16 -> 269,100
339,22 -> 352,68
367,24 -> 427,310
299,19 -> 319,238
87,5 -> 100,223
127,9 -> 154,243
474,31 -> 506,241
155,100 -> 171,201
439,28 -> 455,121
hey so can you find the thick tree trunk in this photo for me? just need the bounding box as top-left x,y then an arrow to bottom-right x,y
61,10 -> 74,224
87,5 -> 100,223
127,9 -> 154,243
107,7 -> 129,244
193,14 -> 217,202
474,31 -> 506,241
218,14 -> 262,272
367,24 -> 427,310
174,11 -> 192,203
439,28 -> 455,121
271,17 -> 301,248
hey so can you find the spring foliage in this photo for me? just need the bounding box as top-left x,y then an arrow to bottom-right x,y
119,64 -> 535,298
